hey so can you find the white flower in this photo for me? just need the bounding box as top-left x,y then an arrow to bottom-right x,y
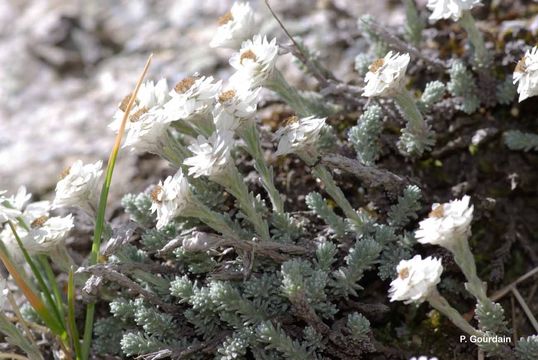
363,51 -> 410,97
53,160 -> 103,214
150,169 -> 194,229
164,75 -> 221,122
415,195 -> 474,249
0,191 -> 22,224
24,214 -> 74,253
389,255 -> 443,304
213,85 -> 260,131
274,116 -> 326,157
8,186 -> 31,211
122,111 -> 172,154
229,35 -> 279,88
1,199 -> 73,260
210,2 -> 257,49
427,0 -> 481,21
184,130 -> 235,179
410,357 -> 439,360
109,79 -> 170,133
513,46 -> 538,102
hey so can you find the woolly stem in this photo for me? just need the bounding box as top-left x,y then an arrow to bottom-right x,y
448,236 -> 489,304
459,11 -> 489,67
311,164 -> 364,229
266,69 -> 312,117
214,165 -> 271,241
238,121 -> 285,213
394,89 -> 425,136
427,288 -> 480,336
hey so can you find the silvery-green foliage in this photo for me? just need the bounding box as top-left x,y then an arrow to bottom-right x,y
217,328 -> 255,360
315,240 -> 338,271
475,300 -> 508,334
242,274 -> 289,316
270,212 -> 303,243
347,312 -> 370,340
141,224 -> 178,252
504,130 -> 538,152
174,246 -> 217,274
496,75 -> 516,105
377,246 -> 412,281
348,104 -> 383,165
122,192 -> 155,228
257,321 -> 314,360
0,315 -> 43,360
306,192 -> 347,237
418,81 -> 446,112
281,259 -> 337,319
133,298 -> 177,337
404,0 -> 424,46
110,298 -> 136,321
359,15 -> 389,57
210,281 -> 267,324
303,326 -> 325,353
120,332 -> 169,357
93,318 -> 124,356
397,122 -> 436,157
516,335 -> 538,360
387,185 -> 422,227
448,61 -> 481,114
332,238 -> 382,297
317,125 -> 339,153
355,53 -> 375,77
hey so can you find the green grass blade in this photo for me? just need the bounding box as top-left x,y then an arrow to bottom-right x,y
81,54 -> 153,360
5,222 -> 65,335
68,268 -> 82,359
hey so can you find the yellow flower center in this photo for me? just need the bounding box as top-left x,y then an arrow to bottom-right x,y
151,186 -> 163,203
60,166 -> 71,180
515,56 -> 527,73
31,216 -> 49,229
218,11 -> 234,25
282,115 -> 299,127
429,205 -> 445,218
369,58 -> 385,73
119,93 -> 134,112
240,50 -> 257,64
398,267 -> 410,280
218,90 -> 237,103
174,77 -> 196,94
130,107 -> 149,122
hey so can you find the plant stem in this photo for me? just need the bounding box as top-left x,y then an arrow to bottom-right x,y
218,165 -> 271,241
266,69 -> 312,117
394,90 -> 425,136
427,288 -> 480,336
449,237 -> 489,304
81,54 -> 153,360
311,164 -> 364,230
459,11 -> 489,67
238,121 -> 285,213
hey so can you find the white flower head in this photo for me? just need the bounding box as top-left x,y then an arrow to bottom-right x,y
109,79 -> 170,133
513,46 -> 538,102
415,195 -> 474,249
230,35 -> 279,88
274,116 -> 326,158
213,85 -> 260,131
363,51 -> 410,98
410,357 -> 439,360
24,214 -> 74,253
122,111 -> 171,154
427,0 -> 481,21
150,169 -> 194,229
184,130 -> 235,179
389,255 -> 443,304
53,160 -> 103,214
210,2 -> 257,49
164,75 -> 221,122
0,191 -> 22,224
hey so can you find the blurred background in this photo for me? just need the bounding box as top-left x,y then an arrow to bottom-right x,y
0,0 -> 405,199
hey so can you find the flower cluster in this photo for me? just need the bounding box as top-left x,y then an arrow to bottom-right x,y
426,0 -> 481,21
363,51 -> 410,98
513,46 -> 538,102
415,195 -> 474,248
388,255 -> 443,304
